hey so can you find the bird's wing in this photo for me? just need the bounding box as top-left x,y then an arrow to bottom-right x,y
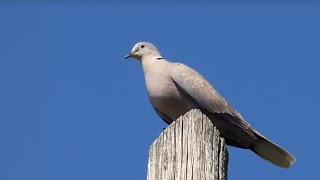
171,63 -> 256,139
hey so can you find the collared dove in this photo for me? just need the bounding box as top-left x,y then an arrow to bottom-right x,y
125,42 -> 296,168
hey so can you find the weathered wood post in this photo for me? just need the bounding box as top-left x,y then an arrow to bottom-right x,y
147,109 -> 228,180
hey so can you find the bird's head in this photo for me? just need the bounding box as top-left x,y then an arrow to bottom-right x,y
125,42 -> 162,61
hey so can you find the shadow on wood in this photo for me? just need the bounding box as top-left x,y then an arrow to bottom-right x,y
147,109 -> 228,180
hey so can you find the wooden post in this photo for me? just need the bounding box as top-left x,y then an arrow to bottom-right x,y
147,109 -> 228,180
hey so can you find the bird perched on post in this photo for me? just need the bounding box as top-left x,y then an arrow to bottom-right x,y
125,42 -> 296,168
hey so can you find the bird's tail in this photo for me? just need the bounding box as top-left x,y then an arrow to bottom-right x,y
251,133 -> 296,168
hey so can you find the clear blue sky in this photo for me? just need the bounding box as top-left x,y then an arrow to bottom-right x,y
0,2 -> 319,180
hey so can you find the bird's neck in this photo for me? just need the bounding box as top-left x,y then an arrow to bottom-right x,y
141,54 -> 162,62
141,57 -> 167,76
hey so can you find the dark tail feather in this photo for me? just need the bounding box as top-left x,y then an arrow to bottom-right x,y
252,135 -> 296,168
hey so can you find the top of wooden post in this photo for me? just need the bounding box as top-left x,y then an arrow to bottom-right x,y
147,109 -> 228,180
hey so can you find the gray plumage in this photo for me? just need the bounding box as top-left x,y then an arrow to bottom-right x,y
125,42 -> 296,168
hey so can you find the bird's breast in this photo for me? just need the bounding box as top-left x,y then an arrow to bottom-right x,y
143,60 -> 198,120
147,76 -> 198,121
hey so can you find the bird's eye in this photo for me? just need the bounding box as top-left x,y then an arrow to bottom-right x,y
140,44 -> 145,48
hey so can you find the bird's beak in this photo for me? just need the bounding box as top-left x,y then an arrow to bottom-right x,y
124,53 -> 133,59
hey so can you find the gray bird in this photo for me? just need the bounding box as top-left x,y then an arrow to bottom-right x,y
125,42 -> 296,168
